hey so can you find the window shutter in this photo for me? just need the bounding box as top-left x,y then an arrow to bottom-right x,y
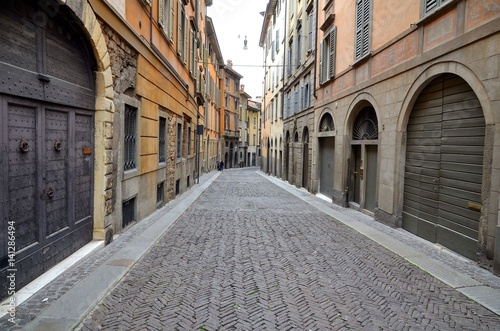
300,86 -> 304,110
355,0 -> 364,60
178,1 -> 182,56
169,0 -> 175,41
425,0 -> 438,12
362,0 -> 370,57
307,11 -> 313,51
272,39 -> 275,61
294,88 -> 298,113
329,27 -> 336,79
159,0 -> 165,28
276,29 -> 280,52
184,15 -> 188,63
319,40 -> 324,84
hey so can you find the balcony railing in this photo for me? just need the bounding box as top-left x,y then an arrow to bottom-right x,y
224,130 -> 240,138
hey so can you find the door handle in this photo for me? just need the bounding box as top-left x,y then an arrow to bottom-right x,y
432,178 -> 439,192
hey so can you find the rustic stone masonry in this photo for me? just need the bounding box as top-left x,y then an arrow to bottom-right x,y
99,20 -> 138,95
166,110 -> 178,201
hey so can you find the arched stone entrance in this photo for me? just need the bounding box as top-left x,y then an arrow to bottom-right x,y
0,0 -> 114,299
318,112 -> 335,199
349,106 -> 379,212
302,127 -> 309,190
402,74 -> 485,260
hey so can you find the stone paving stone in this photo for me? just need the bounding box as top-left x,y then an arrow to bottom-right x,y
75,169 -> 499,330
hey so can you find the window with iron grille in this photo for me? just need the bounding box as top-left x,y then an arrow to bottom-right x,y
157,182 -> 164,207
355,0 -> 371,62
122,197 -> 136,228
124,105 -> 137,171
177,122 -> 182,158
187,126 -> 191,157
159,117 -> 166,163
424,0 -> 448,14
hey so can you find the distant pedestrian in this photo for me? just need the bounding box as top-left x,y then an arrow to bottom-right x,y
220,160 -> 224,171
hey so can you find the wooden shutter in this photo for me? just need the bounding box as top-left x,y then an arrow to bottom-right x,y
184,15 -> 188,63
319,40 -> 324,84
355,0 -> 364,60
168,0 -> 175,41
276,29 -> 280,52
425,0 -> 438,13
177,1 -> 182,56
307,11 -> 313,51
361,0 -> 370,57
159,0 -> 165,28
329,27 -> 336,79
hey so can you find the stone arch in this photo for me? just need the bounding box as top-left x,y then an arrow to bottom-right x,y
398,61 -> 494,131
345,92 -> 381,137
318,108 -> 335,134
395,63 -> 496,261
62,0 -> 115,240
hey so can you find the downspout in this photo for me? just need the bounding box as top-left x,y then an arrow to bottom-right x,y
313,0 -> 318,99
281,0 -> 288,177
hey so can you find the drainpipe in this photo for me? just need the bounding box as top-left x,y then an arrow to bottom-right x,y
313,0 -> 318,99
281,0 -> 288,177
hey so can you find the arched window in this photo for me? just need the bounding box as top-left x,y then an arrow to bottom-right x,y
353,107 -> 378,140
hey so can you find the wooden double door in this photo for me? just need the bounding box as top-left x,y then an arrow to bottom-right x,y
0,0 -> 96,298
403,74 -> 485,260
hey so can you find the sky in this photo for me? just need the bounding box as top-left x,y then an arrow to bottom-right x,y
207,0 -> 269,100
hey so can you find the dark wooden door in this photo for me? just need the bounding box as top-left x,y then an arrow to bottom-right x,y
319,137 -> 335,198
0,1 -> 95,299
1,97 -> 94,294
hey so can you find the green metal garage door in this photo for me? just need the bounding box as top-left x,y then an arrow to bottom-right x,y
403,74 -> 485,260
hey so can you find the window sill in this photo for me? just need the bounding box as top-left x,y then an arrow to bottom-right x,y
416,0 -> 460,26
352,52 -> 372,68
123,168 -> 139,181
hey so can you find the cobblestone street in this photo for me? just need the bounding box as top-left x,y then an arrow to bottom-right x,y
77,169 -> 499,330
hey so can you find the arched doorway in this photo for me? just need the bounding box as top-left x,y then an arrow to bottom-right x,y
284,132 -> 290,181
274,138 -> 278,177
302,127 -> 309,190
293,131 -> 299,185
229,142 -> 234,168
279,137 -> 283,179
318,112 -> 335,199
267,138 -> 270,174
0,0 -> 97,297
349,107 -> 379,212
403,74 -> 485,260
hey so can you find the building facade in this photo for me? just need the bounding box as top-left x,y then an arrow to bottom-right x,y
204,17 -> 223,172
247,99 -> 262,167
260,0 -> 286,177
0,0 -> 256,300
261,0 -> 500,274
221,60 -> 243,169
